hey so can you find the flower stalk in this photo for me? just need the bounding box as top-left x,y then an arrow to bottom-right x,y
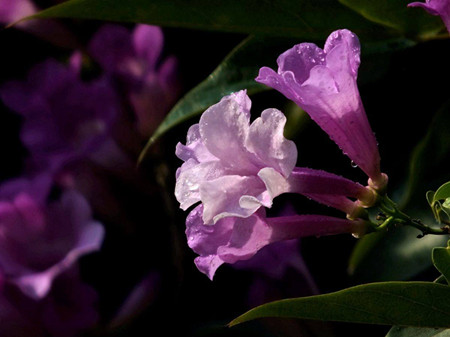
367,193 -> 450,237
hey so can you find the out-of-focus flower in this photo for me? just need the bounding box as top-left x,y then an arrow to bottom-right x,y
0,268 -> 99,337
89,24 -> 181,138
256,29 -> 386,188
186,204 -> 366,279
0,0 -> 79,49
0,57 -> 118,170
408,0 -> 450,33
0,174 -> 104,300
175,90 -> 374,225
0,0 -> 36,25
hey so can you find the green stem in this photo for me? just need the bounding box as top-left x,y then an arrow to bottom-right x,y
375,194 -> 450,237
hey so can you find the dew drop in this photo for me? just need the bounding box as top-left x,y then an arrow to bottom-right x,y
350,160 -> 358,168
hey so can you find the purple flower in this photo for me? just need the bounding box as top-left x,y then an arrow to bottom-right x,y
186,204 -> 366,279
0,0 -> 36,25
408,0 -> 450,33
0,57 -> 118,170
256,29 -> 386,188
175,90 -> 374,225
0,268 -> 99,337
0,0 -> 78,48
0,174 -> 104,300
89,24 -> 181,138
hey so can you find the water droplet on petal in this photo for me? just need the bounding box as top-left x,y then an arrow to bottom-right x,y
350,160 -> 358,168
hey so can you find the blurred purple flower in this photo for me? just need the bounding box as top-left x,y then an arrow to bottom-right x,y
186,204 -> 366,279
408,0 -> 450,32
0,174 -> 104,300
0,0 -> 79,49
0,268 -> 99,337
175,90 -> 373,225
256,29 -> 386,188
89,24 -> 181,138
0,56 -> 118,170
0,0 -> 36,25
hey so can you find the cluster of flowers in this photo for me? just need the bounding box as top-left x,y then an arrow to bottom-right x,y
0,0 -> 180,334
175,29 -> 388,280
175,0 -> 450,280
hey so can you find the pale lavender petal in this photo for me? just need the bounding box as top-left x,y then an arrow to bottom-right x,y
175,124 -> 218,163
133,24 -> 163,70
175,159 -> 225,210
246,108 -> 297,177
199,91 -> 258,173
200,175 -> 268,224
253,167 -> 291,202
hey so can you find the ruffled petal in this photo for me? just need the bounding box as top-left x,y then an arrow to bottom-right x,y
246,108 -> 297,177
200,175 -> 267,224
199,90 -> 258,173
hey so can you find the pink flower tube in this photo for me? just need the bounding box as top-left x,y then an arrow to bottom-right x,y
256,29 -> 386,187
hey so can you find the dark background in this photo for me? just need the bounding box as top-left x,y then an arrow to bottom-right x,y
0,10 -> 449,336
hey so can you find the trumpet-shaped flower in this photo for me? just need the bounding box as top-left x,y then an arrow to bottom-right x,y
0,174 -> 104,300
175,90 -> 373,225
408,0 -> 450,33
186,205 -> 366,279
256,29 -> 384,186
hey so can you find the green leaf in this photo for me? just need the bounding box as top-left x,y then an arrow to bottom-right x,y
28,0 -> 388,39
339,0 -> 444,39
351,224 -> 447,283
433,245 -> 450,285
229,282 -> 450,328
434,182 -> 450,203
386,326 -> 450,337
442,199 -> 450,217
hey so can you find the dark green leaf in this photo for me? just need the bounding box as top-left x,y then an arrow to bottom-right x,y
29,0 -> 388,39
339,0 -> 444,38
386,326 -> 450,337
433,245 -> 450,284
434,182 -> 450,203
229,282 -> 450,328
350,223 -> 448,283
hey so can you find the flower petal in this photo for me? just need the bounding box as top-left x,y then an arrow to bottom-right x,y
246,108 -> 297,177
